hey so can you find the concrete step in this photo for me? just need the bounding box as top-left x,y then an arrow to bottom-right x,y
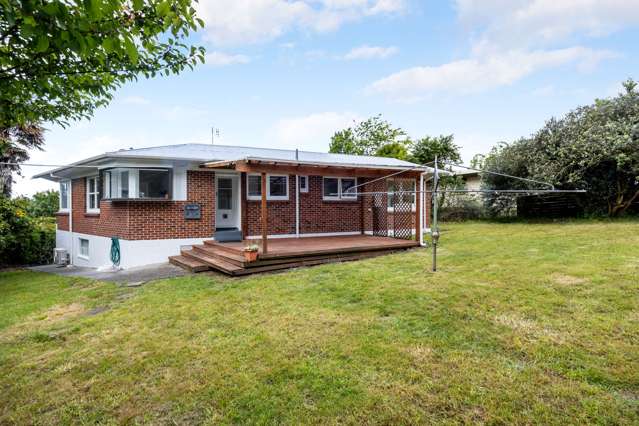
214,228 -> 242,242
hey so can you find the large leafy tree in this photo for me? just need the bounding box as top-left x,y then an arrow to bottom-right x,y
1,0 -> 205,127
0,0 -> 205,196
329,115 -> 410,157
409,134 -> 461,167
483,79 -> 639,217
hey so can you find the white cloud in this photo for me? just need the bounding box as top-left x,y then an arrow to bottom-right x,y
272,111 -> 361,150
455,0 -> 639,51
122,96 -> 150,105
367,47 -> 616,100
343,45 -> 398,60
205,51 -> 251,66
196,0 -> 405,45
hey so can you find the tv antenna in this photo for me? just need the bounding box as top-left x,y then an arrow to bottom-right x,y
211,126 -> 220,144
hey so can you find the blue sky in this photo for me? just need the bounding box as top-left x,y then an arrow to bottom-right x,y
17,0 -> 639,195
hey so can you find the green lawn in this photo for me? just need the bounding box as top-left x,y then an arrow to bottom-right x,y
1,221 -> 638,424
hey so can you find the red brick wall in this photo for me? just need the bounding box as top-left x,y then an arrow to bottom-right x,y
242,173 -> 297,236
63,171 -> 215,240
55,212 -> 69,231
62,169 -> 429,240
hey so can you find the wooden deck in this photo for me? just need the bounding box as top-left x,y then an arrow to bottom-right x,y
170,235 -> 419,276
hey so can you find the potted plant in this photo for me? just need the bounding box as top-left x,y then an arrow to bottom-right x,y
243,244 -> 259,262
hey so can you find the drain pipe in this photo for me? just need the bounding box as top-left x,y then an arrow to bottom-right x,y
419,172 -> 427,247
295,149 -> 300,237
295,175 -> 300,237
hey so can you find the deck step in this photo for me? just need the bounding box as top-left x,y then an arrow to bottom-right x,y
191,244 -> 246,266
169,255 -> 209,273
203,240 -> 245,256
181,249 -> 244,275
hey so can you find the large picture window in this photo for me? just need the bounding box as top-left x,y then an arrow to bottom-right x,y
139,169 -> 170,199
322,177 -> 358,201
86,176 -> 100,213
59,181 -> 70,211
247,174 -> 289,200
101,168 -> 171,200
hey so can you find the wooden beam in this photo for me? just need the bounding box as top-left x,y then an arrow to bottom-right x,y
261,172 -> 268,254
235,161 -> 422,179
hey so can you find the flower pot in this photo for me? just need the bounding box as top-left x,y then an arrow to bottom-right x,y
244,250 -> 258,263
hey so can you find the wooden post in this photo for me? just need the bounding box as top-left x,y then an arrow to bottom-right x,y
415,177 -> 421,242
261,172 -> 268,254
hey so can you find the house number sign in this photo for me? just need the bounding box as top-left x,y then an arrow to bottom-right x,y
184,203 -> 201,220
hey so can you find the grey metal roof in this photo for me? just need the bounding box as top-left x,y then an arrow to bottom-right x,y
34,143 -> 427,180
107,143 -> 421,167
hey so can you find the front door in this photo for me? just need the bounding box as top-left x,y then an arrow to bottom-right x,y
216,175 -> 238,229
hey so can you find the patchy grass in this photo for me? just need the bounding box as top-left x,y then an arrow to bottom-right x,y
0,221 -> 638,424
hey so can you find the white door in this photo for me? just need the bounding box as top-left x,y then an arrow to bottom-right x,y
216,175 -> 238,229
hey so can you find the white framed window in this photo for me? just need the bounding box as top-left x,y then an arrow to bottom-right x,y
298,175 -> 309,193
101,168 -> 170,200
59,180 -> 70,211
322,177 -> 358,201
247,174 -> 289,200
79,238 -> 89,259
86,176 -> 100,213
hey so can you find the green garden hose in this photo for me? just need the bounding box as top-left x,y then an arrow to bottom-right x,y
110,236 -> 121,267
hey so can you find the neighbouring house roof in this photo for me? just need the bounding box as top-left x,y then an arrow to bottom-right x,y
34,143 -> 430,181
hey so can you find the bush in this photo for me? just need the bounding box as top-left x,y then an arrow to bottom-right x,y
0,196 -> 55,266
439,196 -> 487,221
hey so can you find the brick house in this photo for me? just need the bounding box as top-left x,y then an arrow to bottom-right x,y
36,144 -> 431,270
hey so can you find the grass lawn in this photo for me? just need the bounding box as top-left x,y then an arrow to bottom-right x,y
1,221 -> 638,424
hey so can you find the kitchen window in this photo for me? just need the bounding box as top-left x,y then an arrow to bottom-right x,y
322,177 -> 357,201
101,168 -> 172,200
86,176 -> 100,213
247,174 -> 289,200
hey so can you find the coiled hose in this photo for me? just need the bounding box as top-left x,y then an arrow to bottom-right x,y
110,236 -> 121,267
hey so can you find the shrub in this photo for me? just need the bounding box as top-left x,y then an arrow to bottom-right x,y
0,196 -> 55,266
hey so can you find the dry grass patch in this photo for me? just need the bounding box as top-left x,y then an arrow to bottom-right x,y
551,273 -> 588,285
494,313 -> 565,344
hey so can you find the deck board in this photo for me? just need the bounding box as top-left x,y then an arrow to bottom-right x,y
174,235 -> 420,276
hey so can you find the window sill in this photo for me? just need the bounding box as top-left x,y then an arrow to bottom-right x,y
104,197 -> 173,202
85,212 -> 100,217
247,198 -> 290,202
55,211 -> 70,215
322,198 -> 359,203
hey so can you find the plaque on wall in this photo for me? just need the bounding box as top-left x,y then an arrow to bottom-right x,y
184,203 -> 201,220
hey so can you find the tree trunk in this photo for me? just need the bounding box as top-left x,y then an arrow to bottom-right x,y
0,165 -> 12,197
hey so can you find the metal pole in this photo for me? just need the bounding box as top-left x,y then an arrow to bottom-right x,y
432,156 -> 440,272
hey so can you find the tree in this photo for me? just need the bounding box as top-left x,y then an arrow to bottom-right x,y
1,0 -> 205,127
483,78 -> 639,217
409,134 -> 461,167
0,124 -> 44,197
329,115 -> 410,156
25,189 -> 59,217
375,141 -> 408,160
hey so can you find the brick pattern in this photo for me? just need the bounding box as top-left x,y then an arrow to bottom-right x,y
63,171 -> 215,240
242,173 -> 297,236
62,169 -> 429,241
55,212 -> 69,231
